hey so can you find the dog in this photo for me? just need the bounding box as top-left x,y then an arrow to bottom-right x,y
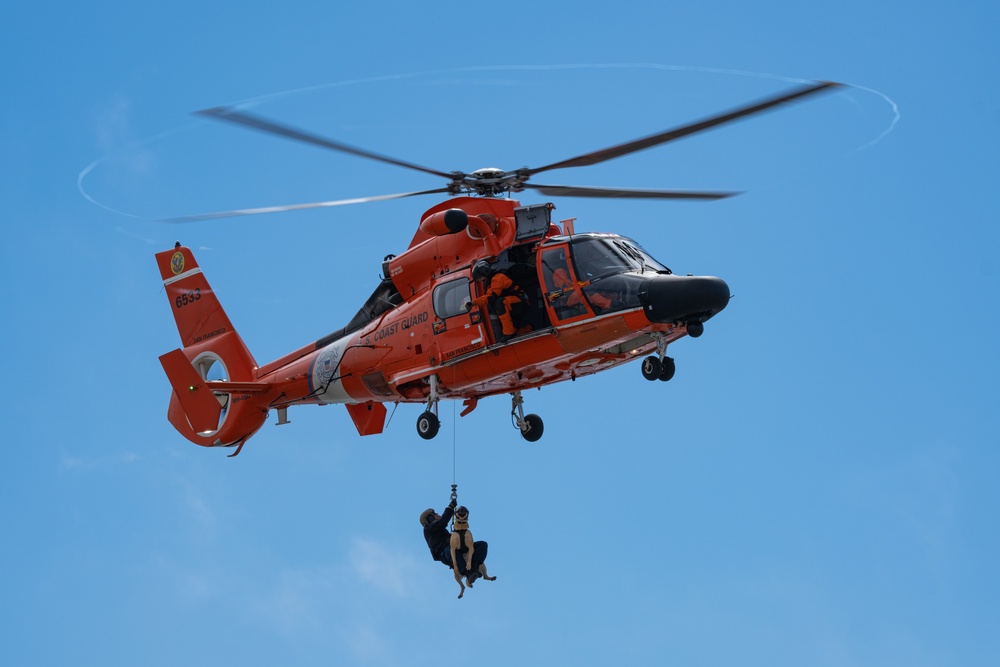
449,506 -> 496,599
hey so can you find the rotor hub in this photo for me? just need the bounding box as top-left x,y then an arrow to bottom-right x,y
454,167 -> 530,198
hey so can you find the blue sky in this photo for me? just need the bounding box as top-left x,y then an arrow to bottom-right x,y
2,1 -> 998,665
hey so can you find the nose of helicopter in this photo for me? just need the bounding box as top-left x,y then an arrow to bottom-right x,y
640,275 -> 731,325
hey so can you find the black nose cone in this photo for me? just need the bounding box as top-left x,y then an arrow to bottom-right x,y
641,275 -> 730,324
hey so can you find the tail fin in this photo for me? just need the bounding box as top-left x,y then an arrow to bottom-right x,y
156,245 -> 268,448
156,245 -> 244,350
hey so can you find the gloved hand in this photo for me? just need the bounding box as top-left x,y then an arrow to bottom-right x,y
448,497 -> 457,510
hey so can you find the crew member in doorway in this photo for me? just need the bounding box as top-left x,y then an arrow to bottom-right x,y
467,260 -> 530,343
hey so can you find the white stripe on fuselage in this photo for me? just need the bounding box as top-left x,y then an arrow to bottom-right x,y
309,337 -> 353,404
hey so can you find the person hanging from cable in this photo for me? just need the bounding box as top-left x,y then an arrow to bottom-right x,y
466,260 -> 531,343
419,490 -> 494,589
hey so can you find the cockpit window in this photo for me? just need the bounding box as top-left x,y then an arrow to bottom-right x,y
570,239 -> 632,281
570,237 -> 671,280
614,238 -> 671,274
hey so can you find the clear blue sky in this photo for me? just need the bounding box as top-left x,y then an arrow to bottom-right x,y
2,1 -> 998,665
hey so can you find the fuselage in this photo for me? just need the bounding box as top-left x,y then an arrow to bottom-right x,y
251,197 -> 729,410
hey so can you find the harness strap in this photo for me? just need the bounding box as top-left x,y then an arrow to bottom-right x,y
499,282 -> 524,300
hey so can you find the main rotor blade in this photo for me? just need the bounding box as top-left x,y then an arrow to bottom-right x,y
159,188 -> 452,223
526,80 -> 841,176
524,184 -> 740,200
197,106 -> 457,180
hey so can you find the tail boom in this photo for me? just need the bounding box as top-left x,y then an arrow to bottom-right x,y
157,245 -> 394,447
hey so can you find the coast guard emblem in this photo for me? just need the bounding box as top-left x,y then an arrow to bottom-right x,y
170,251 -> 185,275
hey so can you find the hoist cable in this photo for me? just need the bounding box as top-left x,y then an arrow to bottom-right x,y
452,400 -> 457,486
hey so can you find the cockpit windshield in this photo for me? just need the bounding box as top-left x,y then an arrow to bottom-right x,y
570,236 -> 671,281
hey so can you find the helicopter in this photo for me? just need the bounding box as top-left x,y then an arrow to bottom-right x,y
156,80 -> 840,453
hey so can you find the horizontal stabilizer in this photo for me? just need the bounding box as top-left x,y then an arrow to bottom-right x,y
159,349 -> 223,434
203,380 -> 273,393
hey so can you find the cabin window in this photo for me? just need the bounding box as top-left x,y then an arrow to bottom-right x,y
432,278 -> 471,320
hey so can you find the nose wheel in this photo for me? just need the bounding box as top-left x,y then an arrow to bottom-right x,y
511,391 -> 544,442
641,355 -> 661,380
641,336 -> 675,382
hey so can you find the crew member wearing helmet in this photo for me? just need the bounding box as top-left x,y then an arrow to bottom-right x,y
467,260 -> 529,343
420,498 -> 489,584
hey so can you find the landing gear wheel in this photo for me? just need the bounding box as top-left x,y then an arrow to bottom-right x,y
659,356 -> 676,381
687,321 -> 704,338
641,356 -> 662,381
520,414 -> 544,442
416,411 -> 440,440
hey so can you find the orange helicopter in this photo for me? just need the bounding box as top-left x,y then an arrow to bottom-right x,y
156,80 -> 839,453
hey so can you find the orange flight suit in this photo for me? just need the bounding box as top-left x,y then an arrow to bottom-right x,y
472,273 -> 523,336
